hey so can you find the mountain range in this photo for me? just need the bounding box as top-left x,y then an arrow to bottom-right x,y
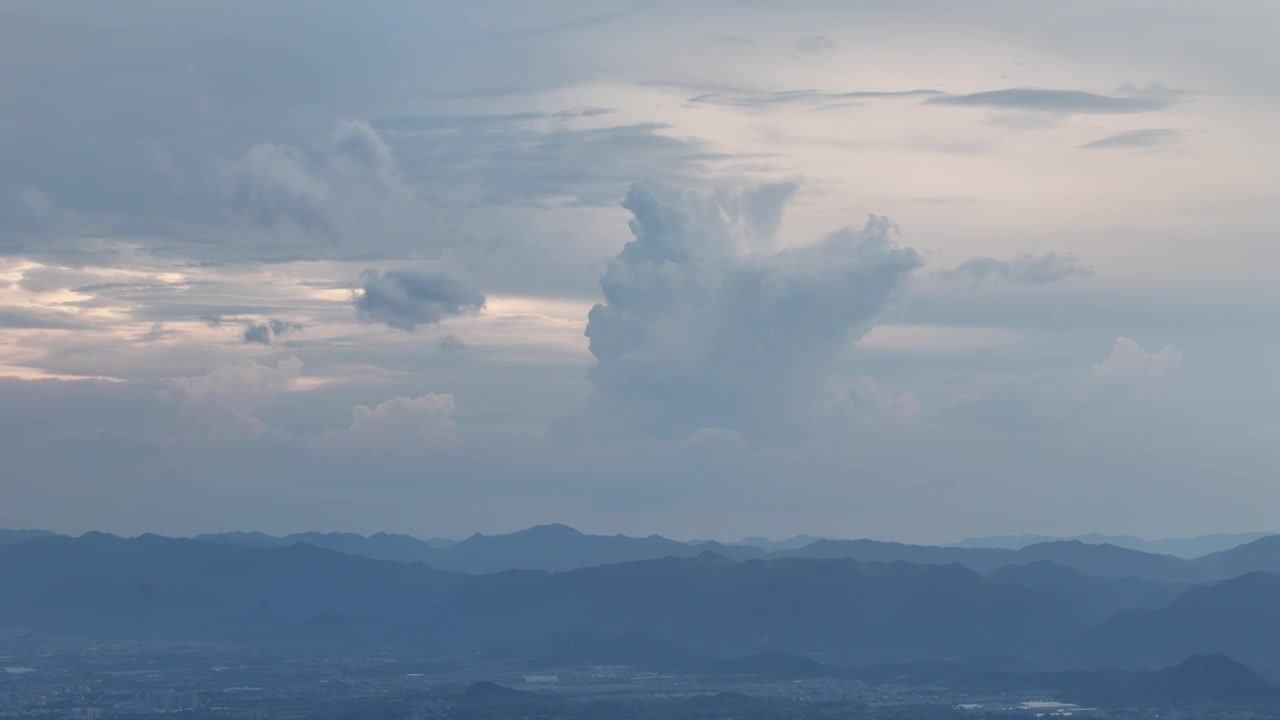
8,524 -> 1280,582
7,531 -> 1280,670
186,525 -> 1280,583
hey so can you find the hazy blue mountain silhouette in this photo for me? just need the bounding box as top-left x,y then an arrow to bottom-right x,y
190,525 -> 1280,579
0,533 -> 463,642
11,528 -> 1280,669
781,538 -> 1191,580
198,523 -> 765,573
0,528 -> 61,546
1072,572 -> 1280,667
1190,534 -> 1280,578
415,554 -> 1180,658
953,532 -> 1273,558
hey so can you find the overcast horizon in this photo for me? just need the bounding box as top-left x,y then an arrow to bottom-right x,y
3,1 -> 1279,544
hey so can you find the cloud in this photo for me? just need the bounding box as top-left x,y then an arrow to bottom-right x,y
353,269 -> 485,331
1093,337 -> 1183,382
384,118 -> 712,208
0,306 -> 85,330
219,120 -> 418,253
437,335 -> 468,353
227,119 -> 400,219
828,376 -> 922,421
689,88 -> 943,109
714,181 -> 801,251
241,318 -> 303,345
1080,128 -> 1183,150
574,181 -> 921,440
136,323 -> 177,343
795,35 -> 836,54
162,357 -> 303,439
321,393 -> 458,450
941,253 -> 1092,287
166,357 -> 303,415
927,87 -> 1179,114
18,187 -> 52,216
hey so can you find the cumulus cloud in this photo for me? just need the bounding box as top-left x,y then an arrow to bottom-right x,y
166,357 -> 303,415
927,87 -> 1180,114
941,252 -> 1092,287
162,357 -> 304,439
713,181 -> 800,251
575,181 -> 921,440
241,318 -> 303,345
1093,337 -> 1183,382
353,269 -> 485,331
321,393 -> 458,450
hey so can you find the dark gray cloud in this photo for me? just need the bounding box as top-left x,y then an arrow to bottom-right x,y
354,269 -> 485,331
927,87 -> 1180,114
941,253 -> 1092,287
136,323 -> 177,343
1080,128 -> 1182,150
573,181 -> 921,440
241,318 -> 303,345
220,119 -> 406,240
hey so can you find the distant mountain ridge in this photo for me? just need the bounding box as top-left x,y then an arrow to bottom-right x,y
0,528 -> 60,546
952,532 -> 1274,559
9,525 -> 1280,580
197,523 -> 766,574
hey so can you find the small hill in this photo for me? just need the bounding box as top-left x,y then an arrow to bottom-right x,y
1098,654 -> 1280,706
457,681 -> 561,713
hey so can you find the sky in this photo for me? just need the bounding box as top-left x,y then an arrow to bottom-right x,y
1,0 -> 1278,543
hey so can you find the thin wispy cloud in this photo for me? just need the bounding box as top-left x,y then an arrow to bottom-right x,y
927,87 -> 1181,114
1081,128 -> 1183,150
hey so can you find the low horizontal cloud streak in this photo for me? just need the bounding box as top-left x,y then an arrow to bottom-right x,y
941,253 -> 1092,287
1081,128 -> 1182,150
927,87 -> 1179,114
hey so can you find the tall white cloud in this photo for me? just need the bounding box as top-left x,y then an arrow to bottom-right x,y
575,181 -> 921,440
